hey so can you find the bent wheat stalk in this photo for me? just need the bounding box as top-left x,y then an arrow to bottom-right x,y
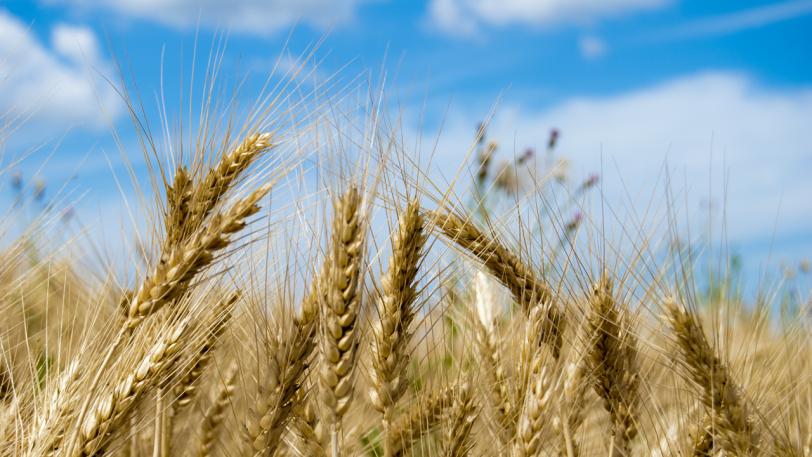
431,210 -> 564,357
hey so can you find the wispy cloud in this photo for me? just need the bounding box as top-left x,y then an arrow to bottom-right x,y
428,0 -> 669,36
650,0 -> 812,41
47,0 -> 377,36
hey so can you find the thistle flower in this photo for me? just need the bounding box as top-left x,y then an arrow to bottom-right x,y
547,128 -> 560,150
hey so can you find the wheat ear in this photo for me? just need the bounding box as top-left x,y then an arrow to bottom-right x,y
386,386 -> 457,457
586,276 -> 639,457
65,317 -> 192,457
689,415 -> 714,456
370,201 -> 426,455
665,297 -> 758,454
191,132 -> 274,226
318,186 -> 365,455
556,358 -> 588,457
514,309 -> 555,457
442,382 -> 477,457
125,182 -> 272,330
244,309 -> 318,456
196,362 -> 238,457
431,210 -> 564,357
174,292 -> 239,410
164,166 -> 193,248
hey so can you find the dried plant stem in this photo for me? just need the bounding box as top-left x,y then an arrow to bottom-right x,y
370,201 -> 426,456
318,186 -> 366,456
586,277 -> 639,457
153,388 -> 170,457
431,210 -> 564,357
197,362 -> 238,457
666,297 -> 758,455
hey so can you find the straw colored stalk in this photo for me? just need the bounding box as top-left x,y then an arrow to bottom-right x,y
665,297 -> 759,455
431,210 -> 564,357
369,201 -> 427,456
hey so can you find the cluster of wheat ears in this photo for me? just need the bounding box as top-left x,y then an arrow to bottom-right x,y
1,70 -> 811,457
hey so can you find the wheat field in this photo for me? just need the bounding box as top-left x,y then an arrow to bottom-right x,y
1,55 -> 810,457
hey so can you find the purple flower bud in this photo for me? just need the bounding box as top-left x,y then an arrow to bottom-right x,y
566,211 -> 583,231
517,148 -> 534,165
583,173 -> 600,189
548,128 -> 560,149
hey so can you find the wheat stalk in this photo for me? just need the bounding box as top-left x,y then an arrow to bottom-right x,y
174,292 -> 239,410
431,210 -> 564,357
318,186 -> 366,456
586,276 -> 639,457
370,200 -> 427,456
665,297 -> 759,455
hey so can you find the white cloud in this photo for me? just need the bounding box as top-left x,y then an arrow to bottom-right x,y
428,0 -> 668,35
579,35 -> 607,59
0,10 -> 122,131
425,72 -> 812,248
649,0 -> 812,42
50,0 -> 375,36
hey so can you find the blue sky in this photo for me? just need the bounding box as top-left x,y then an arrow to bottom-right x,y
1,0 -> 811,287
